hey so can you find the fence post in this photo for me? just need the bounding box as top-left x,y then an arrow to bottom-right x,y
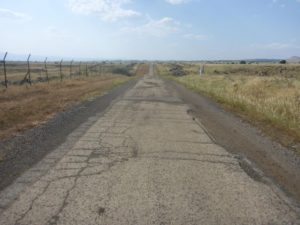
85,64 -> 88,77
70,60 -> 73,77
59,59 -> 63,82
27,54 -> 31,85
2,52 -> 8,88
199,64 -> 205,76
21,54 -> 31,85
79,61 -> 81,76
44,57 -> 49,83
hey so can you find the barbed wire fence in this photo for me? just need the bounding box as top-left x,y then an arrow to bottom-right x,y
1,52 -> 138,89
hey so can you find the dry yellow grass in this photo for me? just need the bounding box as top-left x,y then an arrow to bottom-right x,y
159,62 -> 300,78
0,75 -> 131,140
157,63 -> 300,148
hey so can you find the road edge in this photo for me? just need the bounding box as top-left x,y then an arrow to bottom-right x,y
0,78 -> 139,193
164,77 -> 300,205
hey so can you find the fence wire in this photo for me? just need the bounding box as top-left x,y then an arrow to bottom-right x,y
1,53 -> 138,88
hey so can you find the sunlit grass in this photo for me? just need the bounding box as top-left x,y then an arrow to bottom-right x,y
157,63 -> 300,145
0,75 -> 131,140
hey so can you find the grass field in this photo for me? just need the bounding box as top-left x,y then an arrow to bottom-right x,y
159,62 -> 300,78
0,74 -> 134,141
157,63 -> 300,151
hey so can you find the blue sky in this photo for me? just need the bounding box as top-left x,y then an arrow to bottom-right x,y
0,0 -> 300,60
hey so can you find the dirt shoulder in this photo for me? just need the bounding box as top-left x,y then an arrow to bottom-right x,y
166,78 -> 300,204
0,78 -> 138,191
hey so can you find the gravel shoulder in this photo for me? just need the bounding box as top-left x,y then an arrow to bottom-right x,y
0,79 -> 138,191
166,79 -> 300,204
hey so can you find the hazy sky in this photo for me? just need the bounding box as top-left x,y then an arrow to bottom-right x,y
0,0 -> 300,60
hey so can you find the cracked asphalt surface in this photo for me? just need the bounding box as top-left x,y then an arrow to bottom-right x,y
0,65 -> 299,225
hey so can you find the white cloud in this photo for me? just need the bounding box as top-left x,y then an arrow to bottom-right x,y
68,0 -> 140,22
165,0 -> 189,5
121,17 -> 180,37
183,33 -> 208,41
0,8 -> 31,21
272,0 -> 299,6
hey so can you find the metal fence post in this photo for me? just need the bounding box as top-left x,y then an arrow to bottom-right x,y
85,64 -> 88,77
70,60 -> 73,77
79,61 -> 81,76
27,54 -> 31,85
44,57 -> 49,83
21,53 -> 32,85
2,52 -> 8,88
60,59 -> 63,82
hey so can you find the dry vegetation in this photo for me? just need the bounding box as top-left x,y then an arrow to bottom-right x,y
157,63 -> 300,150
191,63 -> 300,78
0,75 -> 131,140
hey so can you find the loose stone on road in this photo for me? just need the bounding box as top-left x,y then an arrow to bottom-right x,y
0,65 -> 299,225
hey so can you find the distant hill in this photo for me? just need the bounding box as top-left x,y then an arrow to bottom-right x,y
287,56 -> 300,63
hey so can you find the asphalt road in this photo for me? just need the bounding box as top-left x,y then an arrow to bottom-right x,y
0,65 -> 299,225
